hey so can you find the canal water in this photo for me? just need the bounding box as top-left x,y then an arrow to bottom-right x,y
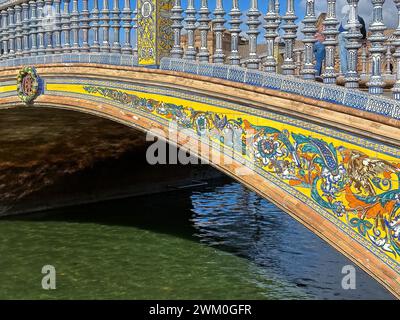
0,108 -> 394,300
0,181 -> 394,300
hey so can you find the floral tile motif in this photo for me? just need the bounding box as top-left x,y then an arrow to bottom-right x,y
82,83 -> 400,273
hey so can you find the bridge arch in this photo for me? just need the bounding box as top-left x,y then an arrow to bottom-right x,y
1,64 -> 400,298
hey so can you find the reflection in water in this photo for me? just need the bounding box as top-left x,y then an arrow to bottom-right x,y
0,181 -> 393,299
190,183 -> 394,300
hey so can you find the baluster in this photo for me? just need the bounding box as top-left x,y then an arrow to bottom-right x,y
14,5 -> 23,56
264,0 -> 279,73
53,0 -> 62,53
81,0 -> 90,51
44,0 -> 53,54
344,0 -> 362,88
1,10 -> 8,59
228,0 -> 241,65
61,0 -> 71,52
184,0 -> 197,61
101,0 -> 111,52
385,43 -> 392,75
121,0 -> 132,54
0,14 -> 3,59
171,0 -> 184,58
133,0 -> 138,56
29,0 -> 37,55
91,0 -> 100,52
301,0 -> 317,79
294,48 -> 302,75
281,0 -> 297,75
212,0 -> 226,63
246,0 -> 261,69
37,0 -> 46,55
198,0 -> 211,63
8,7 -> 15,58
71,0 -> 79,52
111,0 -> 121,52
322,0 -> 339,83
393,0 -> 400,99
275,0 -> 280,15
367,0 -> 387,95
361,45 -> 367,76
275,0 -> 281,66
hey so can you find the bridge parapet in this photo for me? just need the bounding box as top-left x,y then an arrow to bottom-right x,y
160,57 -> 400,120
0,0 -> 399,100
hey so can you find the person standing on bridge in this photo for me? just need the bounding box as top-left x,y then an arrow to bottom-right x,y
338,5 -> 367,76
314,13 -> 327,80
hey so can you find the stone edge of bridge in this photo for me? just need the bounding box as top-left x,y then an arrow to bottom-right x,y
160,57 -> 400,122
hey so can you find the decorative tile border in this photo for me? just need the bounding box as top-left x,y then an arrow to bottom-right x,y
44,80 -> 400,274
160,57 -> 400,120
45,77 -> 400,159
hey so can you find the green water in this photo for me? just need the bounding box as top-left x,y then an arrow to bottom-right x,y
0,181 -> 393,300
0,193 -> 307,300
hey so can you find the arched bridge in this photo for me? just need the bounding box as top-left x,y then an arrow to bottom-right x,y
0,0 -> 400,298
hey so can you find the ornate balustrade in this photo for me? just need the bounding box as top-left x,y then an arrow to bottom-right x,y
160,57 -> 400,120
0,0 -> 400,100
0,0 -> 139,67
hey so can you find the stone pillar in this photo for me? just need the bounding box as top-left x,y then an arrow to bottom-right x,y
344,0 -> 362,88
53,0 -> 62,53
71,0 -> 80,52
29,0 -> 37,55
281,0 -> 298,75
0,15 -> 3,60
385,43 -> 392,75
184,0 -> 197,61
133,0 -> 138,56
81,0 -> 90,52
275,0 -> 280,15
393,0 -> 400,99
136,0 -> 174,66
14,5 -> 23,56
198,0 -> 211,63
111,0 -> 121,52
322,0 -> 339,83
101,0 -> 111,52
1,10 -> 8,59
61,0 -> 71,52
228,0 -> 241,65
301,0 -> 317,79
246,0 -> 261,69
212,0 -> 226,64
170,0 -> 183,58
90,0 -> 100,52
44,0 -> 53,54
121,0 -> 132,54
264,0 -> 279,73
367,0 -> 387,95
7,7 -> 15,58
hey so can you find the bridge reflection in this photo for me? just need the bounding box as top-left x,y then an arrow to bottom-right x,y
191,182 -> 393,299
